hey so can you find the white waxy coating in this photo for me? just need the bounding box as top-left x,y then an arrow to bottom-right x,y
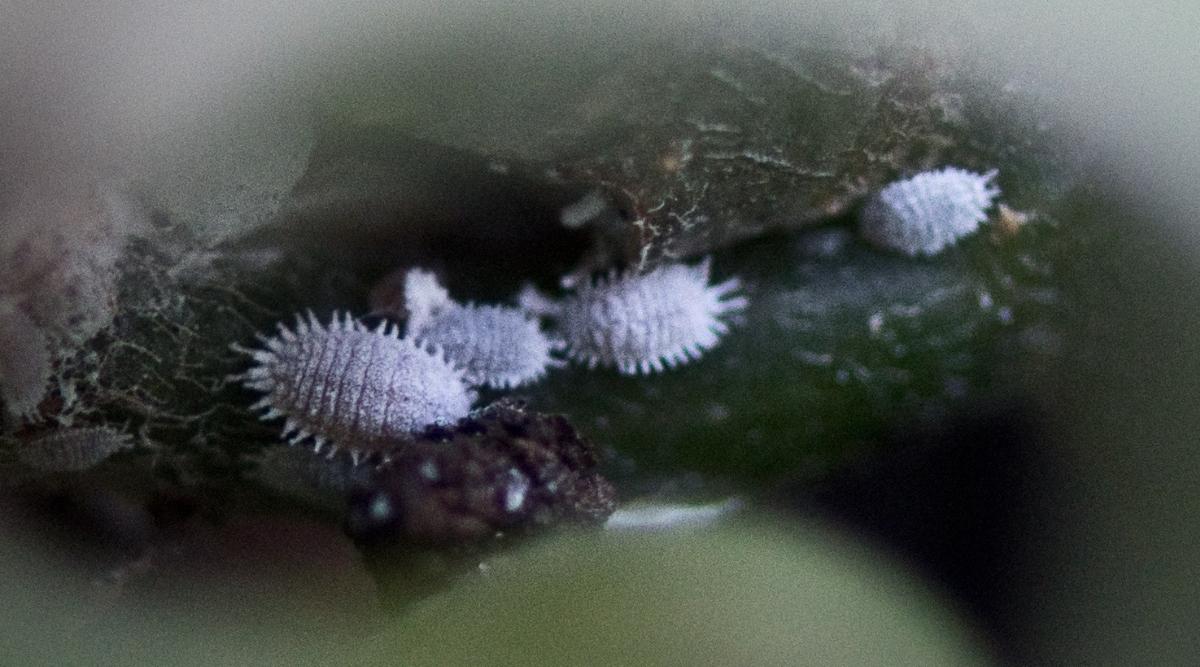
555,257 -> 748,375
234,311 -> 473,457
404,269 -> 560,389
0,301 -> 51,421
860,167 -> 1000,257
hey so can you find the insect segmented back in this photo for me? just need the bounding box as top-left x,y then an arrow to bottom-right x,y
860,167 -> 1000,257
232,311 -> 474,462
552,257 -> 748,375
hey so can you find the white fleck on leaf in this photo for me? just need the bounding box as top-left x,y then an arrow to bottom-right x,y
232,311 -> 474,460
552,257 -> 748,375
17,426 -> 134,472
503,467 -> 530,513
403,270 -> 561,389
860,167 -> 1000,257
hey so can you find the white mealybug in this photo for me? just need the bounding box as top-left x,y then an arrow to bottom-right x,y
536,257 -> 747,375
860,167 -> 1000,257
232,311 -> 474,460
16,426 -> 134,472
0,301 -> 51,421
403,269 -> 561,389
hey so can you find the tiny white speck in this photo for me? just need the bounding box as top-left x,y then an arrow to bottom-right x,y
369,493 -> 394,522
868,312 -> 885,336
504,468 -> 529,513
559,190 -> 610,229
419,459 -> 439,481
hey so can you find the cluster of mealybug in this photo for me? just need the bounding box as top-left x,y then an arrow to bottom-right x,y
232,312 -> 473,462
860,167 -> 1000,257
234,257 -> 747,461
227,164 -> 1005,547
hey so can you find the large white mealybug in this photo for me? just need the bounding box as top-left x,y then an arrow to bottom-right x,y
402,269 -> 561,389
232,312 -> 473,460
860,167 -> 1000,257
541,257 -> 747,375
